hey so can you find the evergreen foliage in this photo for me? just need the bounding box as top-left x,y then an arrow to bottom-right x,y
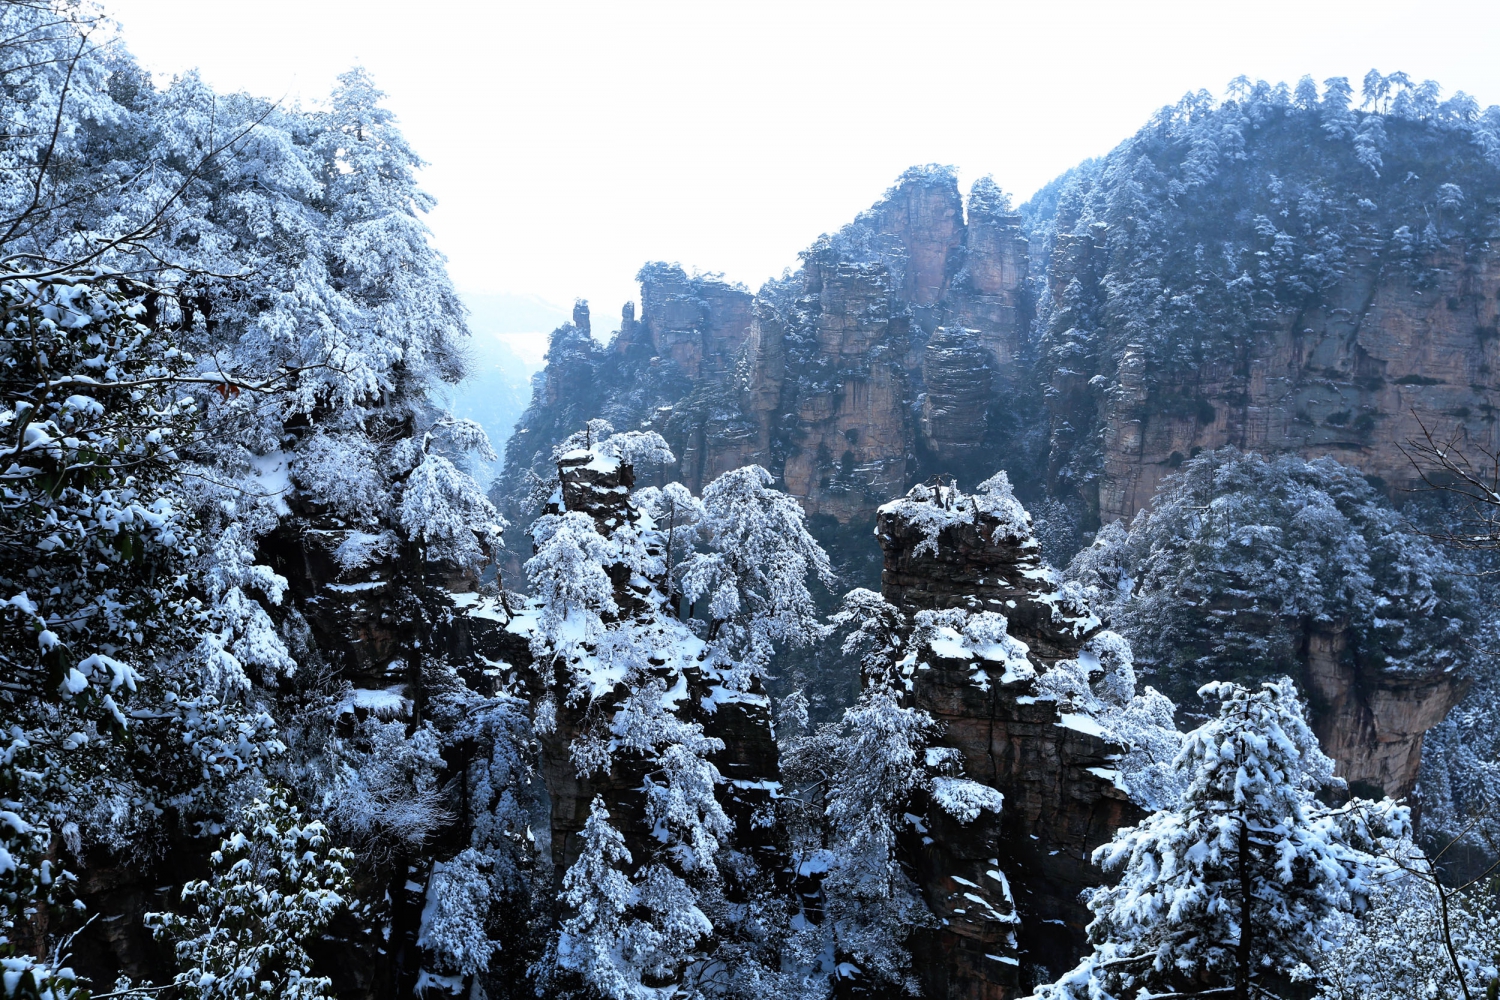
1070,448 -> 1478,711
4,7 -> 1498,998
144,794 -> 352,1000
1031,680 -> 1406,1000
0,4 -> 510,997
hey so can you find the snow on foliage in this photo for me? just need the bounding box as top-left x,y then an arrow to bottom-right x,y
525,509 -> 621,656
929,777 -> 1005,824
827,588 -> 910,688
293,434 -> 389,526
418,849 -> 497,979
632,481 -> 705,580
678,465 -> 834,688
523,433 -> 838,996
598,430 -> 675,470
1033,631 -> 1186,809
1069,447 -> 1478,707
1306,839 -> 1500,999
794,588 -> 1032,990
0,269 -> 281,991
1029,679 -> 1408,1000
1416,644 -> 1500,854
912,608 -> 1035,690
819,688 -> 942,991
0,6 -> 528,997
557,798 -> 713,1000
319,715 -> 450,856
399,452 -> 506,569
145,793 -> 353,1000
197,523 -> 297,693
428,417 -> 498,464
879,472 -> 1033,558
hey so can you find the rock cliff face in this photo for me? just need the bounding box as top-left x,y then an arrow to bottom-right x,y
1027,94 -> 1500,530
874,485 -> 1147,996
1302,623 -> 1470,799
497,167 -> 1034,552
497,101 -> 1500,821
1087,239 -> 1500,524
502,98 -> 1500,544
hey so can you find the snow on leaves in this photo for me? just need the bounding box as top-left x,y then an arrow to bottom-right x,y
678,464 -> 834,686
145,793 -> 353,1000
529,433 -> 836,997
1071,447 -> 1478,706
418,849 -> 498,980
878,471 -> 1033,559
1029,679 -> 1408,1000
399,452 -> 506,571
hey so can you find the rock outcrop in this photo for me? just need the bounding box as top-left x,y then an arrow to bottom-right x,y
1090,240 -> 1500,524
1301,622 -> 1470,799
523,445 -> 787,929
874,483 -> 1153,996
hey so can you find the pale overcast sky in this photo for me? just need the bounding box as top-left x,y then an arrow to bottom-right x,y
105,0 -> 1500,331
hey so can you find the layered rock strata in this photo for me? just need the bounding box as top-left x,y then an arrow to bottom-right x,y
1301,623 -> 1470,799
874,484 -> 1146,997
1088,241 -> 1500,524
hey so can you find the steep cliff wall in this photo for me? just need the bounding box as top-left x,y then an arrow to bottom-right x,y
1301,622 -> 1469,798
1028,89 -> 1500,528
872,484 -> 1160,996
503,93 -> 1500,542
496,167 -> 1034,549
1093,239 -> 1500,523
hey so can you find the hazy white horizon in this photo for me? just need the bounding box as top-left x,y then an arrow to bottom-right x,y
105,0 -> 1500,330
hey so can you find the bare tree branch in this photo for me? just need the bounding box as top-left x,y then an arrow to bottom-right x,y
1399,411 -> 1500,549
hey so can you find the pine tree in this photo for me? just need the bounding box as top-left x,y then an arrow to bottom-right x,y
1070,448 -> 1477,712
0,270 -> 279,997
1030,679 -> 1406,1000
144,793 -> 354,1000
554,798 -> 642,999
678,464 -> 835,688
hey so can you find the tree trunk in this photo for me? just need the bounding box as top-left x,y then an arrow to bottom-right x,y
1236,818 -> 1252,1000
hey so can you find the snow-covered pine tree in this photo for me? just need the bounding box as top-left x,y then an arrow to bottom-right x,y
818,684 -> 943,991
554,797 -> 648,999
1308,838 -> 1500,1000
519,428 -> 759,998
144,792 -> 353,1000
678,464 -> 836,690
0,4 -> 522,994
1029,679 -> 1406,1000
0,269 -> 282,998
1070,448 -> 1478,718
521,424 -> 842,999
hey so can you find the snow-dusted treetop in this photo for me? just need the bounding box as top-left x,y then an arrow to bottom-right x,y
678,464 -> 835,686
1070,447 -> 1479,706
1031,679 -> 1407,1000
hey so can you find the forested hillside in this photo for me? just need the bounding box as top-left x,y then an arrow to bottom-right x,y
6,4 -> 1500,1000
